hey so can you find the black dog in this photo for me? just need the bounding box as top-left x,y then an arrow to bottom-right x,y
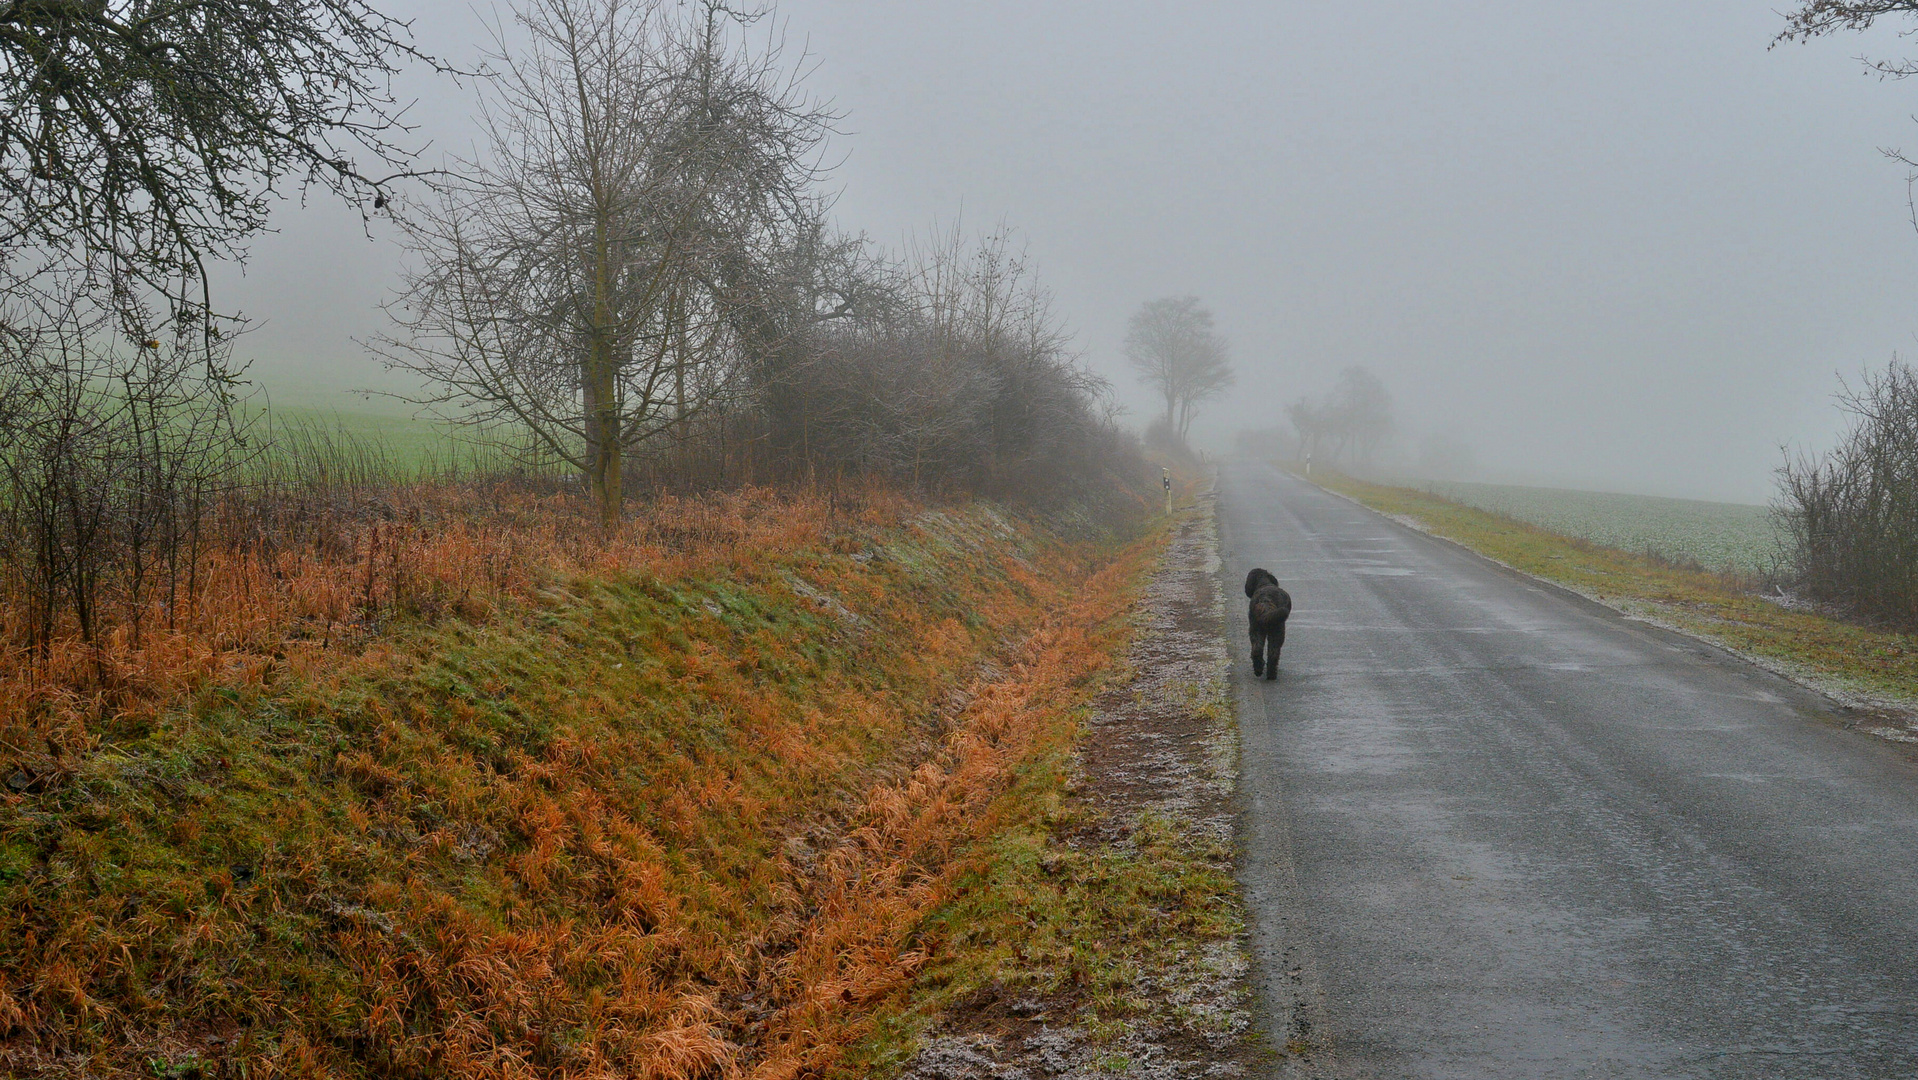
1244,568 -> 1292,680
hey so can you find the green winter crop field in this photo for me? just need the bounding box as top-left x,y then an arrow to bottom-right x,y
242,403 -> 550,482
251,404 -> 467,463
1410,480 -> 1782,576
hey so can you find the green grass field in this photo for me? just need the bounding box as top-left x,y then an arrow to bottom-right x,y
1408,479 -> 1781,576
251,403 -> 463,458
245,403 -> 549,482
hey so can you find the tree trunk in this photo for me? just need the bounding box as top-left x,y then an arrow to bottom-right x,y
587,335 -> 621,529
674,288 -> 687,432
585,204 -> 622,529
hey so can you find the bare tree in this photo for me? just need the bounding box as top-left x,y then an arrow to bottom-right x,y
1778,2 -> 1918,57
0,270 -> 245,651
1776,2 -> 1918,190
0,0 -> 438,329
1285,396 -> 1325,460
1124,295 -> 1233,443
1329,365 -> 1393,465
376,0 -> 834,525
0,0 -> 437,644
1285,366 -> 1393,468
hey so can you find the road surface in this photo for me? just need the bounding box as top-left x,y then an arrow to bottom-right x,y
1220,460 -> 1918,1079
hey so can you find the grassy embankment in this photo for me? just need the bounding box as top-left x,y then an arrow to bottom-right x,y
0,464 -> 1242,1080
1304,469 -> 1918,712
848,495 -> 1252,1074
0,471 -> 1207,1078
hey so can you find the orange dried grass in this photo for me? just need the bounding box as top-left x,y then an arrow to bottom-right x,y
743,551 -> 1140,1079
0,478 -> 1152,1080
0,483 -> 906,769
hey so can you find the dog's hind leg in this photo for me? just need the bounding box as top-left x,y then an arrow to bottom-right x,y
1267,620 -> 1285,680
1249,624 -> 1266,677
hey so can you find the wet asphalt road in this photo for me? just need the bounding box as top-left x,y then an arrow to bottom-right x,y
1219,460 -> 1918,1079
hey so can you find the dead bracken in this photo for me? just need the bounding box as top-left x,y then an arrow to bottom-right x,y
891,499 -> 1258,1080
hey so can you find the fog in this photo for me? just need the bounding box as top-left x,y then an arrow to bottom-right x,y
221,1 -> 1918,504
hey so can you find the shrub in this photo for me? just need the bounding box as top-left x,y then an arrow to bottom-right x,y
1777,360 -> 1918,625
753,229 -> 1152,524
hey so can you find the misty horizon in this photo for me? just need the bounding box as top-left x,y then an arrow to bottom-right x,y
215,1 -> 1918,505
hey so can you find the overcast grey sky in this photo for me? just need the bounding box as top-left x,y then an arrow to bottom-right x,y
222,1 -> 1918,503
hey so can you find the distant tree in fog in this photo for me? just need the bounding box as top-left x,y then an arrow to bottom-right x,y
1124,296 -> 1233,442
1331,366 -> 1393,465
1286,366 -> 1394,467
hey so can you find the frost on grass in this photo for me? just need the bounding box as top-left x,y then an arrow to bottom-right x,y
895,503 -> 1256,1079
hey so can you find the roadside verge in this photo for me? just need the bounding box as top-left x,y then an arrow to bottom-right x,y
869,494 -> 1263,1079
1297,468 -> 1918,749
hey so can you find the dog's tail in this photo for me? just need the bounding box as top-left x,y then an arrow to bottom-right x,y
1251,588 -> 1292,624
